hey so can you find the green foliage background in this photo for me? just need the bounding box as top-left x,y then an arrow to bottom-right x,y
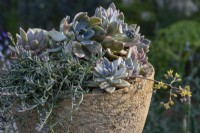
1,0 -> 200,132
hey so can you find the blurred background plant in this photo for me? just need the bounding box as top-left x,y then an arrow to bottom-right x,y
0,0 -> 200,132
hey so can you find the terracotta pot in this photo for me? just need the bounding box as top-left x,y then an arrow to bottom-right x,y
16,63 -> 154,133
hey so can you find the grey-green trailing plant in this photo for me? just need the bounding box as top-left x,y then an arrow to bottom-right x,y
0,3 -> 192,132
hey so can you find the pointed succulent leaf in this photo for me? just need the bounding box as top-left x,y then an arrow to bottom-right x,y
125,58 -> 134,69
103,69 -> 111,77
110,79 -> 122,85
135,26 -> 140,34
95,77 -> 107,82
36,30 -> 44,43
102,57 -> 110,68
113,57 -> 122,67
125,39 -> 140,47
109,2 -> 116,11
84,29 -> 94,39
107,21 -> 118,36
115,80 -> 131,88
30,40 -> 39,50
94,64 -> 104,75
48,30 -> 66,42
9,46 -> 17,52
118,12 -> 124,22
94,8 -> 102,19
102,36 -> 124,52
102,36 -> 114,46
60,16 -> 71,33
105,86 -> 116,93
73,12 -> 88,22
75,18 -> 89,32
110,61 -> 115,72
47,47 -> 62,53
89,17 -> 102,26
114,67 -> 128,79
27,29 -> 35,42
106,48 -> 119,60
81,40 -> 94,45
99,81 -> 110,89
129,24 -> 137,30
112,40 -> 124,52
20,28 -> 28,42
82,41 -> 102,54
93,70 -> 101,77
101,19 -> 109,29
110,10 -> 119,22
142,39 -> 151,45
16,34 -> 23,45
66,31 -> 75,40
72,41 -> 85,58
91,26 -> 106,36
32,28 -> 48,36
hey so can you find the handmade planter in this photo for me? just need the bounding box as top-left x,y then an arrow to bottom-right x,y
16,63 -> 154,133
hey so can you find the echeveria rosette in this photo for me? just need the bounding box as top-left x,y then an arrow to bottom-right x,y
60,12 -> 105,59
90,57 -> 131,93
94,3 -> 124,32
130,46 -> 148,65
121,57 -> 140,77
105,22 -> 150,60
93,3 -> 125,60
10,28 -> 50,56
124,23 -> 151,54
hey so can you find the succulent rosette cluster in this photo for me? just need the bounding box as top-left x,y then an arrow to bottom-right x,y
0,3 -> 192,133
8,3 -> 150,93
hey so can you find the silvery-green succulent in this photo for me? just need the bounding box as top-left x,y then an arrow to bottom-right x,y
105,24 -> 150,60
90,57 -> 131,93
124,24 -> 151,53
94,2 -> 124,33
10,28 -> 49,56
94,3 -> 126,59
60,15 -> 71,35
130,46 -> 148,64
121,50 -> 140,77
60,12 -> 106,59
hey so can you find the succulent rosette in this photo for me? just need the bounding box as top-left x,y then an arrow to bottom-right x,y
60,12 -> 106,59
91,57 -> 131,93
9,28 -> 49,56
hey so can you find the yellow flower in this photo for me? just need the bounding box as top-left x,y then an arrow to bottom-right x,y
163,85 -> 168,89
154,84 -> 161,89
184,86 -> 190,91
175,73 -> 180,78
173,94 -> 177,98
163,103 -> 170,109
187,91 -> 192,97
169,99 -> 174,105
158,81 -> 165,87
167,69 -> 173,77
180,89 -> 192,97
177,78 -> 182,82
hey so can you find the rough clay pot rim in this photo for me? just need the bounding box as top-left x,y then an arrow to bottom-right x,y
84,62 -> 155,97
